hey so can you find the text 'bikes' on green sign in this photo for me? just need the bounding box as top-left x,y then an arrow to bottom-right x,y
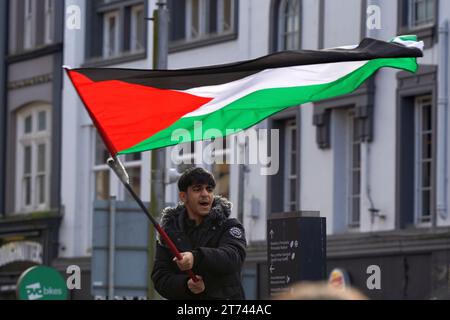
17,266 -> 68,300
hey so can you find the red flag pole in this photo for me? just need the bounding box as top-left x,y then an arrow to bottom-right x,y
107,156 -> 198,282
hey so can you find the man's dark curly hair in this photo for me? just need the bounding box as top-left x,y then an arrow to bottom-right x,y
178,167 -> 216,192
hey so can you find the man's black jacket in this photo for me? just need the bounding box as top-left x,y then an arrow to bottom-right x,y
151,196 -> 247,300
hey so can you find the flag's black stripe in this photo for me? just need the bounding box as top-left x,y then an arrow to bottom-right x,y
73,38 -> 422,90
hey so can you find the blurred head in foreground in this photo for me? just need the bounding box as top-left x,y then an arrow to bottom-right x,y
273,282 -> 368,300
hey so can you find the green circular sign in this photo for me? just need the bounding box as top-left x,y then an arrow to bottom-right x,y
17,266 -> 68,300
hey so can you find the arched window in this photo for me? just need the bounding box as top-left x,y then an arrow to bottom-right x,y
15,103 -> 52,213
277,0 -> 301,51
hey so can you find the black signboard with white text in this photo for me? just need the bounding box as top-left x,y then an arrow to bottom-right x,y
267,212 -> 326,297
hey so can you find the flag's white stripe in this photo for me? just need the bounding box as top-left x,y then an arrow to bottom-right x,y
391,37 -> 424,51
180,39 -> 422,118
180,60 -> 368,118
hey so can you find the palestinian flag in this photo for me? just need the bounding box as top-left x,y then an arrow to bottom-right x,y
65,35 -> 423,155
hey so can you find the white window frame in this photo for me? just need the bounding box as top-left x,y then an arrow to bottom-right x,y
15,104 -> 52,213
217,0 -> 234,34
283,120 -> 297,212
408,0 -> 435,29
103,10 -> 120,58
414,95 -> 433,225
186,0 -> 206,41
347,111 -> 361,228
93,132 -> 111,201
130,4 -> 145,53
277,0 -> 301,51
24,0 -> 34,50
185,0 -> 235,42
44,0 -> 54,45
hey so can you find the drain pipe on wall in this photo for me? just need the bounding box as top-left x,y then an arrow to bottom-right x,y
365,0 -> 383,228
436,20 -> 449,226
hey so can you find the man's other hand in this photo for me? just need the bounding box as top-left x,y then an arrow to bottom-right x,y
173,251 -> 194,271
187,275 -> 205,294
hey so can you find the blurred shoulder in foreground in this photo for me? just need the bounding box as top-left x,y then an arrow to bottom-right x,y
273,282 -> 368,300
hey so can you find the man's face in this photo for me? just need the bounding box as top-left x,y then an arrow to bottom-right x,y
180,184 -> 214,220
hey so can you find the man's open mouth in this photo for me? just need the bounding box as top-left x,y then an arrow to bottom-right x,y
199,201 -> 210,208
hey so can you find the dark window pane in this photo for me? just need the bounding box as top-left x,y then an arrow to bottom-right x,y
24,146 -> 32,174
290,178 -> 296,205
352,197 -> 360,223
25,115 -> 32,134
353,119 -> 360,142
422,134 -> 432,159
169,0 -> 186,41
38,111 -> 47,131
291,127 -> 297,152
422,162 -> 431,187
24,177 -> 31,206
209,0 -> 218,34
291,151 -> 296,176
37,144 -> 46,172
422,190 -> 431,218
422,104 -> 432,131
37,175 -> 45,204
353,144 -> 360,167
352,170 -> 360,195
108,15 -> 116,55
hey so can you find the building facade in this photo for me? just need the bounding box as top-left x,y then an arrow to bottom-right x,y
0,0 -> 65,299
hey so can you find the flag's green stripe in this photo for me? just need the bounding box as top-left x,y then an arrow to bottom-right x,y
119,57 -> 417,154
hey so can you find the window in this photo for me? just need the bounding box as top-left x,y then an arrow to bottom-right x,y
396,66 -> 436,229
277,0 -> 301,51
103,11 -> 120,58
408,0 -> 435,29
16,105 -> 51,213
87,1 -> 147,63
131,5 -> 145,52
284,120 -> 298,212
24,0 -> 34,49
415,96 -> 433,224
347,111 -> 361,228
44,0 -> 54,44
93,131 -> 142,201
398,0 -> 436,48
169,0 -> 237,48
